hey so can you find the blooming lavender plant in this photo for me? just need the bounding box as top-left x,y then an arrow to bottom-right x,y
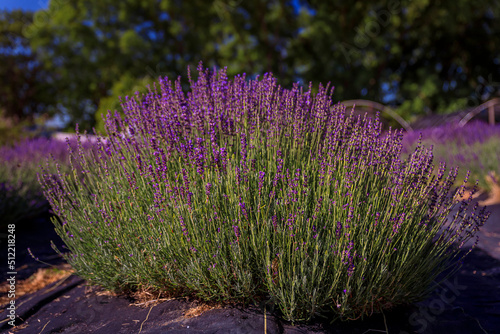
40,64 -> 490,323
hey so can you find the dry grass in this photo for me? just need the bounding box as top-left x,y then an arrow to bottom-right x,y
479,172 -> 500,206
183,302 -> 223,318
0,264 -> 74,307
128,287 -> 176,308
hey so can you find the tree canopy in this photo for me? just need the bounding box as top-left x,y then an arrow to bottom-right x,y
0,10 -> 56,122
2,0 -> 498,131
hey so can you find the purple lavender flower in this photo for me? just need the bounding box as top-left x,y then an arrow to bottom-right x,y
239,197 -> 248,221
233,225 -> 240,241
258,171 -> 265,195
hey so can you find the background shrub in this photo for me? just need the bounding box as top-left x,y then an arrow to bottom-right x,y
401,121 -> 500,193
0,137 -> 90,227
40,65 -> 490,323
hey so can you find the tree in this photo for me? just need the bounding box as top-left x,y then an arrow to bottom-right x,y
0,10 -> 56,123
24,0 -> 500,130
290,0 -> 500,119
23,0 -> 303,131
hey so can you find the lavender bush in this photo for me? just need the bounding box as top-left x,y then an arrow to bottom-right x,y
40,64 -> 489,323
402,121 -> 500,192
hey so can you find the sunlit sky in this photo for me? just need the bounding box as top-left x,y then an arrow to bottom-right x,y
1,0 -> 49,12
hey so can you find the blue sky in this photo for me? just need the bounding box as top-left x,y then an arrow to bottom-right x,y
1,0 -> 49,12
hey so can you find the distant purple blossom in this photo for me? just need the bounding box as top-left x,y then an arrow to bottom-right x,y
401,121 -> 500,153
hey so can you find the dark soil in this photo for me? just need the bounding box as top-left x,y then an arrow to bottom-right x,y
0,212 -> 67,283
1,196 -> 500,334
